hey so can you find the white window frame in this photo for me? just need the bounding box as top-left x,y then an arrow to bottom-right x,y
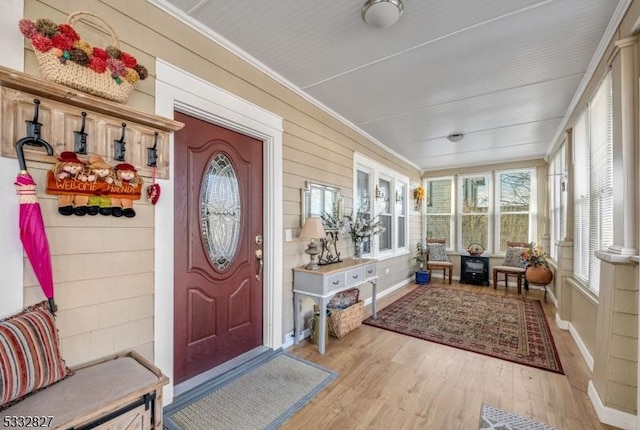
458,173 -> 493,253
395,181 -> 408,250
572,71 -> 612,297
573,106 -> 590,286
354,153 -> 409,260
494,168 -> 537,253
424,176 -> 455,250
549,142 -> 567,261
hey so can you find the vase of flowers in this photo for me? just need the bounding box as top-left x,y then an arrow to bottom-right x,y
344,211 -> 385,259
353,240 -> 364,259
521,243 -> 553,284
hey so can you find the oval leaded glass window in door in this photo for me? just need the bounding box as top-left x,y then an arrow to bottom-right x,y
200,153 -> 241,270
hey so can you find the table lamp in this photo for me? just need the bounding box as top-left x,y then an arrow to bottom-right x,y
299,217 -> 326,270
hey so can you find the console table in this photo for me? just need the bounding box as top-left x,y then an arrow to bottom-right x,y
292,258 -> 378,354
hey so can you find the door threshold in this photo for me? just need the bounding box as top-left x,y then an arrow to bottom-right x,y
173,346 -> 272,398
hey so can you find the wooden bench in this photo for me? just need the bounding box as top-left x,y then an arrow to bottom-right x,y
0,351 -> 168,430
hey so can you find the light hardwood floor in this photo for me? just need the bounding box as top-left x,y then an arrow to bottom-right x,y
283,281 -> 618,430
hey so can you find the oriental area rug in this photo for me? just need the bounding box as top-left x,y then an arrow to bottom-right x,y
164,352 -> 337,430
364,287 -> 564,374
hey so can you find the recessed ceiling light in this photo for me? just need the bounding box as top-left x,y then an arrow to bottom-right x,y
447,133 -> 464,143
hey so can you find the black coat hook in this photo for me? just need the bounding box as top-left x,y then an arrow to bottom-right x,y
26,99 -> 42,139
74,112 -> 88,154
147,132 -> 159,167
114,123 -> 126,161
15,99 -> 54,172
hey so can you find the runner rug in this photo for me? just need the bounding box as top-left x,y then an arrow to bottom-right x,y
364,287 -> 563,374
164,352 -> 337,430
479,404 -> 558,429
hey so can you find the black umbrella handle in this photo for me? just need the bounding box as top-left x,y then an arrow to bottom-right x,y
15,100 -> 54,172
15,136 -> 54,172
47,298 -> 57,315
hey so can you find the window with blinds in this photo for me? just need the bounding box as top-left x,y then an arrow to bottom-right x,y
573,72 -> 612,296
549,143 -> 566,261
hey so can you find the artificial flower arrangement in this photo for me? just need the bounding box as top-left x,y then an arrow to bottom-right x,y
19,13 -> 148,103
520,243 -> 548,267
320,202 -> 345,231
343,210 -> 385,243
19,18 -> 148,85
413,185 -> 425,206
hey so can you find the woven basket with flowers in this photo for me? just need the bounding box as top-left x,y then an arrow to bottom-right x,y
19,12 -> 148,103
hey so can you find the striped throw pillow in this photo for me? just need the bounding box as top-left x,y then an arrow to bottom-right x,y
0,302 -> 69,409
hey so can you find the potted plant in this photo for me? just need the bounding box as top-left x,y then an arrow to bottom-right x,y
413,242 -> 426,269
413,242 -> 430,285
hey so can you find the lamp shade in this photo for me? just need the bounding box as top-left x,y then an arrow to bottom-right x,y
299,217 -> 326,240
362,0 -> 404,29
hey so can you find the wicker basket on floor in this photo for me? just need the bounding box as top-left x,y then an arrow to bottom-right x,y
328,300 -> 364,338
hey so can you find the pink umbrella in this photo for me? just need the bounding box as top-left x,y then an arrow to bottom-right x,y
14,99 -> 56,313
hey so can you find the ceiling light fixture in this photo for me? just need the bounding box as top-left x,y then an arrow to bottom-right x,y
362,0 -> 404,29
447,133 -> 465,143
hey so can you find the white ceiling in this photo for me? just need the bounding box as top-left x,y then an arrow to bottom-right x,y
154,0 -> 626,171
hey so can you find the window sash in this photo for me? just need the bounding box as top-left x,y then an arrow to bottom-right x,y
377,177 -> 392,252
549,143 -> 566,260
572,72 -> 612,296
495,170 -> 533,252
354,154 -> 409,258
458,174 -> 491,251
427,170 -> 536,254
396,183 -> 407,249
425,177 -> 454,248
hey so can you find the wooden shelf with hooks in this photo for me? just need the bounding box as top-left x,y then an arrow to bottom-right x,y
0,66 -> 183,179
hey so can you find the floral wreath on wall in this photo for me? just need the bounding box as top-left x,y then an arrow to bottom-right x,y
413,185 -> 425,211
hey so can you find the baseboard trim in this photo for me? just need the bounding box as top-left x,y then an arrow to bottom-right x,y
364,276 -> 412,306
555,313 -> 570,330
569,322 -> 594,372
546,287 -> 558,307
588,381 -> 637,430
282,277 -> 414,350
430,273 -> 461,282
282,328 -> 311,349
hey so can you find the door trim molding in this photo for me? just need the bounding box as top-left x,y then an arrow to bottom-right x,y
154,59 -> 283,405
0,0 -> 24,319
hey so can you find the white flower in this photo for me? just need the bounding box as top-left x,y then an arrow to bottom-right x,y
344,211 -> 385,242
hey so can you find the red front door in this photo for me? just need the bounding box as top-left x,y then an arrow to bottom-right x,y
173,111 -> 264,384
